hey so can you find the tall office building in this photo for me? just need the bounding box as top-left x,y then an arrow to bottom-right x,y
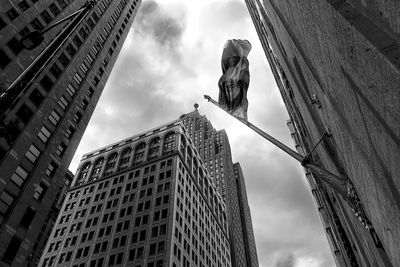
0,0 -> 141,265
39,120 -> 231,267
233,163 -> 258,267
29,170 -> 74,266
245,0 -> 399,266
180,106 -> 259,267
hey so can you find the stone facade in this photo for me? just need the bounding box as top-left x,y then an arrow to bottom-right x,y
181,107 -> 259,267
39,121 -> 231,267
245,0 -> 400,266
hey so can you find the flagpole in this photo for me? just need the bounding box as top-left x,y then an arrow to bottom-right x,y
203,94 -> 348,196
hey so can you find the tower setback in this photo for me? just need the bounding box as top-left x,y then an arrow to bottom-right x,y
39,120 -> 231,267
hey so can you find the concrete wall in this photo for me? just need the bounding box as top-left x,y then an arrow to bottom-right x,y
258,0 -> 400,265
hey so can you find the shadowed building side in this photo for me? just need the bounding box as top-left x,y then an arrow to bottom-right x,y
0,0 -> 141,265
245,0 -> 400,266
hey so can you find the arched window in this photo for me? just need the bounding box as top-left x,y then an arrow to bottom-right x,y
163,132 -> 175,154
180,135 -> 186,156
148,137 -> 161,160
77,162 -> 91,185
104,153 -> 118,176
91,157 -> 104,180
133,142 -> 146,165
118,147 -> 132,170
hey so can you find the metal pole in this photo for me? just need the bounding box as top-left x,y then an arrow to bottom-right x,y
41,7 -> 87,35
0,1 -> 95,116
204,95 -> 348,196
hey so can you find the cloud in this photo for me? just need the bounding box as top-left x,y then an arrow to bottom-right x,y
135,0 -> 186,51
70,1 -> 336,267
276,253 -> 296,267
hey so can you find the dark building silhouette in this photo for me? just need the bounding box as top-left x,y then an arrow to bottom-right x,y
181,106 -> 259,267
245,0 -> 399,266
29,170 -> 74,266
39,120 -> 231,267
233,163 -> 258,267
0,0 -> 141,265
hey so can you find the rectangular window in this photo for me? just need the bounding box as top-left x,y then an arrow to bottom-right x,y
87,17 -> 95,29
0,191 -> 15,216
79,62 -> 89,74
78,28 -> 88,39
66,84 -> 76,97
74,73 -> 83,85
87,87 -> 94,98
25,144 -> 40,163
39,75 -> 54,91
56,142 -> 67,157
33,182 -> 48,201
40,10 -> 52,24
45,161 -> 58,177
16,104 -> 33,124
58,96 -> 69,110
10,166 -> 28,187
0,49 -> 11,69
7,37 -> 23,55
20,207 -> 36,228
29,88 -> 44,107
66,44 -> 76,57
50,63 -> 62,78
0,17 -> 6,30
58,52 -> 70,67
65,125 -> 75,140
48,110 -> 61,126
6,8 -> 19,21
38,126 -> 51,143
73,35 -> 83,48
31,18 -> 44,31
49,3 -> 60,16
85,54 -> 94,65
2,235 -> 22,264
73,112 -> 83,124
57,0 -> 67,8
93,76 -> 100,86
80,99 -> 89,110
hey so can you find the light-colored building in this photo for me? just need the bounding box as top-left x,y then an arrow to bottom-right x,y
39,120 -> 231,267
181,106 -> 259,267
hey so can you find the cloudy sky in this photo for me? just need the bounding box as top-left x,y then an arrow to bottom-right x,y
70,1 -> 335,266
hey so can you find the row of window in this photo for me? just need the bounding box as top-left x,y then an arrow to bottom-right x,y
78,133 -> 176,184
0,0 -> 71,69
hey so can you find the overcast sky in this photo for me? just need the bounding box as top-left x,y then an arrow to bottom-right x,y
70,1 -> 335,266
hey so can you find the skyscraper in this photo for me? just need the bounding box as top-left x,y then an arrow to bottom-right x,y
233,163 -> 258,267
245,0 -> 399,266
0,0 -> 141,265
180,106 -> 259,267
39,120 -> 231,267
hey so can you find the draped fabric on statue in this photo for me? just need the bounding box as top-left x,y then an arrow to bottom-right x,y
218,39 -> 251,120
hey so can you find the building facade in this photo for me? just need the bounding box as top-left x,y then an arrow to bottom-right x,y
29,170 -> 74,266
245,0 -> 400,266
180,106 -> 259,267
39,120 -> 231,267
0,0 -> 141,265
233,163 -> 259,267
